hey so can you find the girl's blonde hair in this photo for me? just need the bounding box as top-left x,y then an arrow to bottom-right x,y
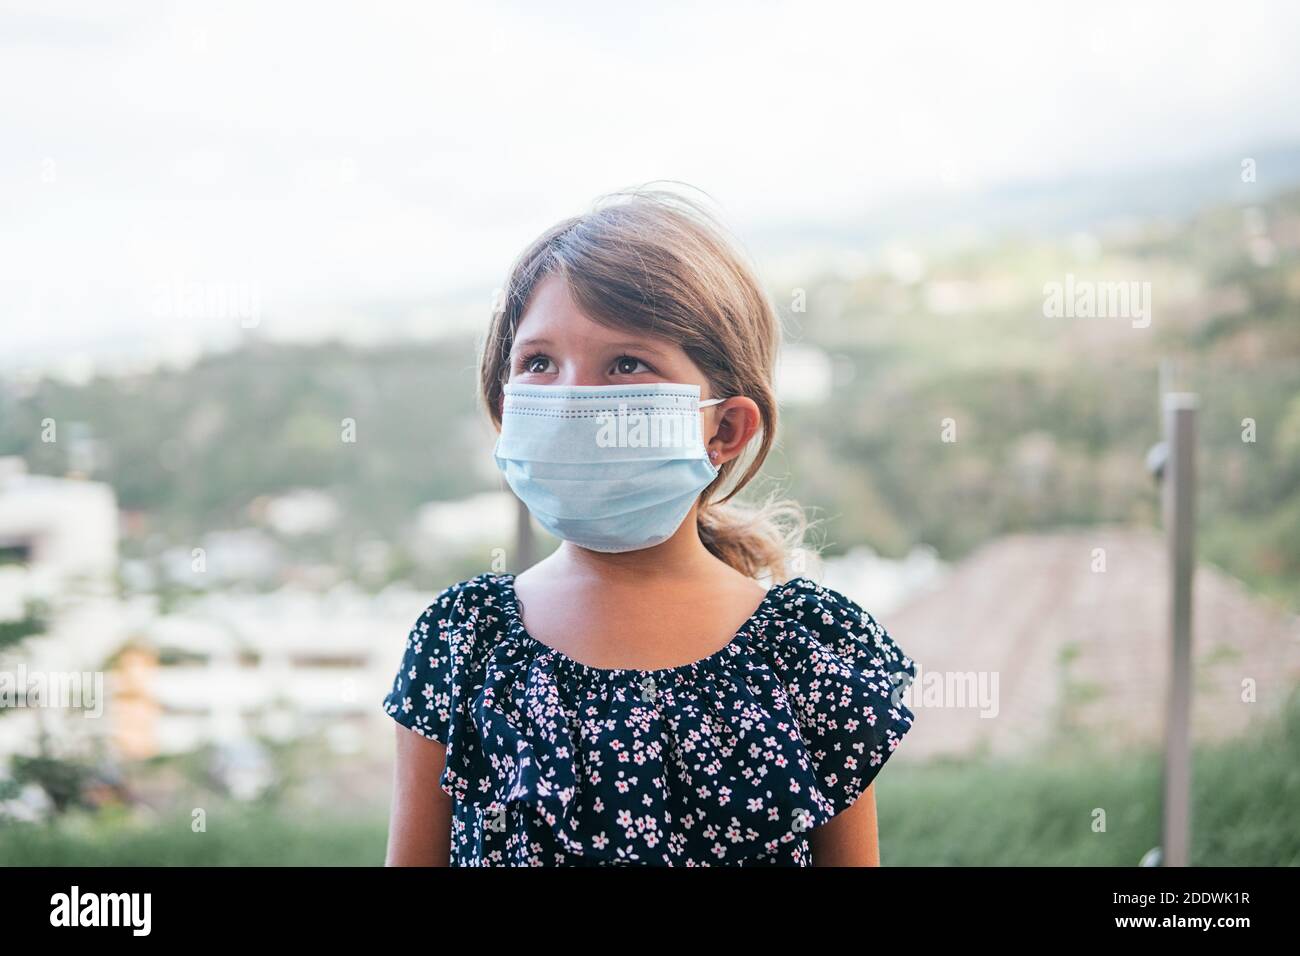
478,186 -> 809,582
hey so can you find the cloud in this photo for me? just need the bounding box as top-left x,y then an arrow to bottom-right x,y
2,0 -> 1298,365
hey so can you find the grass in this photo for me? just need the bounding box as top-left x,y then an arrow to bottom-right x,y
880,685 -> 1300,866
0,803 -> 389,866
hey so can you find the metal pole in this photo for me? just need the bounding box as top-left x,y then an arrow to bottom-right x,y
1161,392 -> 1197,867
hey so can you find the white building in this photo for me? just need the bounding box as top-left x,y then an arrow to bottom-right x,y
0,456 -> 123,760
411,490 -> 517,563
130,582 -> 430,758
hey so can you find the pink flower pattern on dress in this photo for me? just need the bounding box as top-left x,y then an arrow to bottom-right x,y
382,572 -> 916,866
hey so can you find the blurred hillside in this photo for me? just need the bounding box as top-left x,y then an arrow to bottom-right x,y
1,185 -> 1297,608
775,186 -> 1300,609
893,528 -> 1300,760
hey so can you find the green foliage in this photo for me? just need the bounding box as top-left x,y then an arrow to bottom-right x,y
878,684 -> 1300,866
8,754 -> 95,815
0,601 -> 46,656
0,805 -> 385,866
0,339 -> 488,545
774,188 -> 1300,606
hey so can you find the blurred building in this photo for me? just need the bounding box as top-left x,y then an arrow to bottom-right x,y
818,544 -> 948,617
123,583 -> 427,758
0,456 -> 123,759
0,454 -> 432,770
411,491 -> 516,564
259,488 -> 340,537
774,343 -> 834,405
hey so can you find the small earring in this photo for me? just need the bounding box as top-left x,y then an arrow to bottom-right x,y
709,450 -> 720,461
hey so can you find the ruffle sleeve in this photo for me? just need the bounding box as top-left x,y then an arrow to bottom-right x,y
758,577 -> 917,821
380,581 -> 468,745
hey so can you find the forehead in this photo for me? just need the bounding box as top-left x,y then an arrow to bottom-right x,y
512,274 -> 676,355
515,273 -> 588,333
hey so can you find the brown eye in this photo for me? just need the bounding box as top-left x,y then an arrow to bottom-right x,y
522,354 -> 554,374
613,355 -> 648,375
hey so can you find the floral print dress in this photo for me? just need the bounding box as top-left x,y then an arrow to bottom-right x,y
382,572 -> 917,866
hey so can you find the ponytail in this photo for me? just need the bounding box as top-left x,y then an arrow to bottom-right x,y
696,493 -> 814,585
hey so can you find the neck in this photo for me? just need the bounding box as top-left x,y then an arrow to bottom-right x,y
554,506 -> 719,584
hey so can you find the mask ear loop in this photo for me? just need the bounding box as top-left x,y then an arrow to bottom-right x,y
697,397 -> 728,465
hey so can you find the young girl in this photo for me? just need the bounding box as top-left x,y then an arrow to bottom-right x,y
383,188 -> 917,867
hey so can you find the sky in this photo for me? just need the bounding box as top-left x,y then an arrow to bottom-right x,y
2,0 -> 1299,374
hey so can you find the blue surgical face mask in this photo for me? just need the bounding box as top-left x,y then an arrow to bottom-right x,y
493,382 -> 726,553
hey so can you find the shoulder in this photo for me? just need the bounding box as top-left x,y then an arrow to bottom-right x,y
405,573 -> 515,656
767,576 -> 883,632
763,575 -> 915,677
412,572 -> 511,627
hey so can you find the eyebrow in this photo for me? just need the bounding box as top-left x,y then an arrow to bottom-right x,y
511,336 -> 671,357
511,336 -> 553,353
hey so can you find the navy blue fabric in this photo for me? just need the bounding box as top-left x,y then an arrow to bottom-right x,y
382,571 -> 917,866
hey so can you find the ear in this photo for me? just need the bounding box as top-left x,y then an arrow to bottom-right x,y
703,398 -> 762,465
